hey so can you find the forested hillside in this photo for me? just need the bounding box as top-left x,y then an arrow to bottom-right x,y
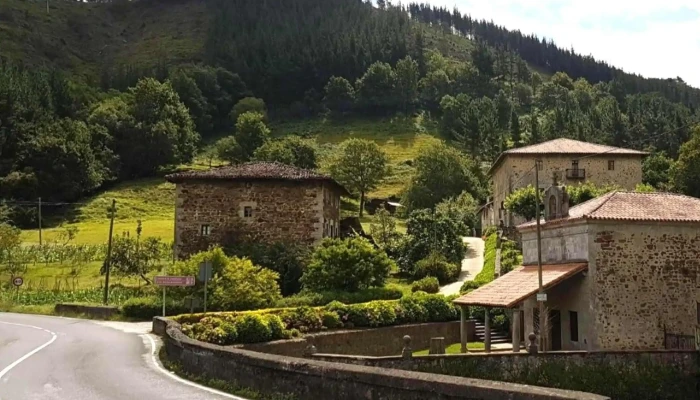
1,0 -> 700,232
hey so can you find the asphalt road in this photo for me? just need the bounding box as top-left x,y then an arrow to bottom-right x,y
0,313 -> 244,400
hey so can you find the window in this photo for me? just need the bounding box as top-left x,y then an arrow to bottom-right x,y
200,224 -> 211,236
244,206 -> 253,218
697,302 -> 700,324
608,160 -> 615,171
569,311 -> 579,342
571,160 -> 579,170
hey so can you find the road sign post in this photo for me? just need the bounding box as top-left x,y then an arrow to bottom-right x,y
198,261 -> 212,313
12,277 -> 23,302
154,276 -> 195,317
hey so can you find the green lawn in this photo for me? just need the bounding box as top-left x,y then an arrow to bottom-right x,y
413,342 -> 486,355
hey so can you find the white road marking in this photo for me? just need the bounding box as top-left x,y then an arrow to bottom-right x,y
0,321 -> 58,382
142,334 -> 249,400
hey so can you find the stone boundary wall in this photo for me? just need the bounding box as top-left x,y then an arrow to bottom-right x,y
238,320 -> 474,357
153,317 -> 609,400
55,303 -> 120,319
309,349 -> 700,376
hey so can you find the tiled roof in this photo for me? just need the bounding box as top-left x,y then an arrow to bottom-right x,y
165,162 -> 349,194
488,138 -> 647,174
453,263 -> 588,308
519,191 -> 700,230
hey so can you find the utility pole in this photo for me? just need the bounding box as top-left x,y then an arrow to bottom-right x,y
38,197 -> 42,246
534,159 -> 546,352
103,200 -> 116,305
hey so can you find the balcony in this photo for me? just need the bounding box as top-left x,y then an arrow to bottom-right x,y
566,169 -> 586,180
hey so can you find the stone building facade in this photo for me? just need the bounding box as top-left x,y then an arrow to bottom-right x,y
482,138 -> 647,228
166,162 -> 348,258
458,189 -> 700,352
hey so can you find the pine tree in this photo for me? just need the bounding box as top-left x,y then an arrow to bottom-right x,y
510,111 -> 521,148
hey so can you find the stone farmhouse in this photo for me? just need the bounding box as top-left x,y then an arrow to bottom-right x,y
480,138 -> 648,229
165,162 -> 349,258
457,185 -> 700,352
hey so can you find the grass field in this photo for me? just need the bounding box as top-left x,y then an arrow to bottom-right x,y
273,113 -> 442,198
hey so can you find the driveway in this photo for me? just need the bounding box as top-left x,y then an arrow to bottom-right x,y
0,313 -> 246,400
439,236 -> 485,295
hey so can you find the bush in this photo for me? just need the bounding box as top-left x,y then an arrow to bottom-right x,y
321,311 -> 342,329
178,294 -> 460,346
234,314 -> 273,343
474,233 -> 497,285
396,295 -> 429,324
209,256 -> 282,311
459,280 -> 482,293
411,276 -> 440,293
413,252 -> 460,284
301,237 -> 395,292
275,287 -> 403,308
414,292 -> 458,322
121,296 -> 188,320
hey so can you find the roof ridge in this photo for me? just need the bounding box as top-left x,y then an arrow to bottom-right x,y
583,191 -> 618,218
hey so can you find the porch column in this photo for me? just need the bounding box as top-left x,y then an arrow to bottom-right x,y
512,308 -> 521,352
460,305 -> 468,354
484,308 -> 491,353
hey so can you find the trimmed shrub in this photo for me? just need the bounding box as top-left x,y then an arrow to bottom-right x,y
234,314 -> 273,343
275,287 -> 403,308
413,252 -> 460,284
460,280 -> 482,293
396,295 -> 429,324
321,311 -> 342,329
178,294 -> 460,346
121,296 -> 188,320
411,277 -> 440,293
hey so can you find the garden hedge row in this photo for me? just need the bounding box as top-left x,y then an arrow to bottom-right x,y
174,292 -> 460,346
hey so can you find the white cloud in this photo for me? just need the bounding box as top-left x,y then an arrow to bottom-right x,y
421,0 -> 700,88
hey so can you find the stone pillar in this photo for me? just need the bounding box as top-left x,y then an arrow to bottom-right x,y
460,305 -> 468,354
512,309 -> 521,352
401,335 -> 413,359
484,308 -> 491,353
429,337 -> 446,355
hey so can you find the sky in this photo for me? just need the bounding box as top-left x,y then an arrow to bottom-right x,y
420,0 -> 700,88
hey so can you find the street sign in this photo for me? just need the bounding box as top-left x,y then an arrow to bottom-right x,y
198,261 -> 213,282
12,277 -> 23,287
536,293 -> 547,302
154,276 -> 195,287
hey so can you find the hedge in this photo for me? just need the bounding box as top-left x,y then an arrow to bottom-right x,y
121,296 -> 190,320
275,287 -> 403,308
175,293 -> 459,345
411,277 -> 439,293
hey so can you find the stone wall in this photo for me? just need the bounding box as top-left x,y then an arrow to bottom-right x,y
491,154 -> 643,227
174,179 -> 341,257
238,321 -> 474,357
312,350 -> 699,400
154,317 -> 609,400
590,222 -> 700,350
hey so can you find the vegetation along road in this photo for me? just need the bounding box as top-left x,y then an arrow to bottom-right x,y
0,313 -> 244,400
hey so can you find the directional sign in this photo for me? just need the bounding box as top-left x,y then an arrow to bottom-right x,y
154,276 -> 195,287
12,277 -> 23,287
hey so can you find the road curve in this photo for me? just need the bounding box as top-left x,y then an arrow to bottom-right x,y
439,237 -> 485,295
0,313 -> 243,400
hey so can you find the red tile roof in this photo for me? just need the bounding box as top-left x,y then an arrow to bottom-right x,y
488,138 -> 647,175
453,263 -> 588,308
519,191 -> 700,230
165,162 -> 349,195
